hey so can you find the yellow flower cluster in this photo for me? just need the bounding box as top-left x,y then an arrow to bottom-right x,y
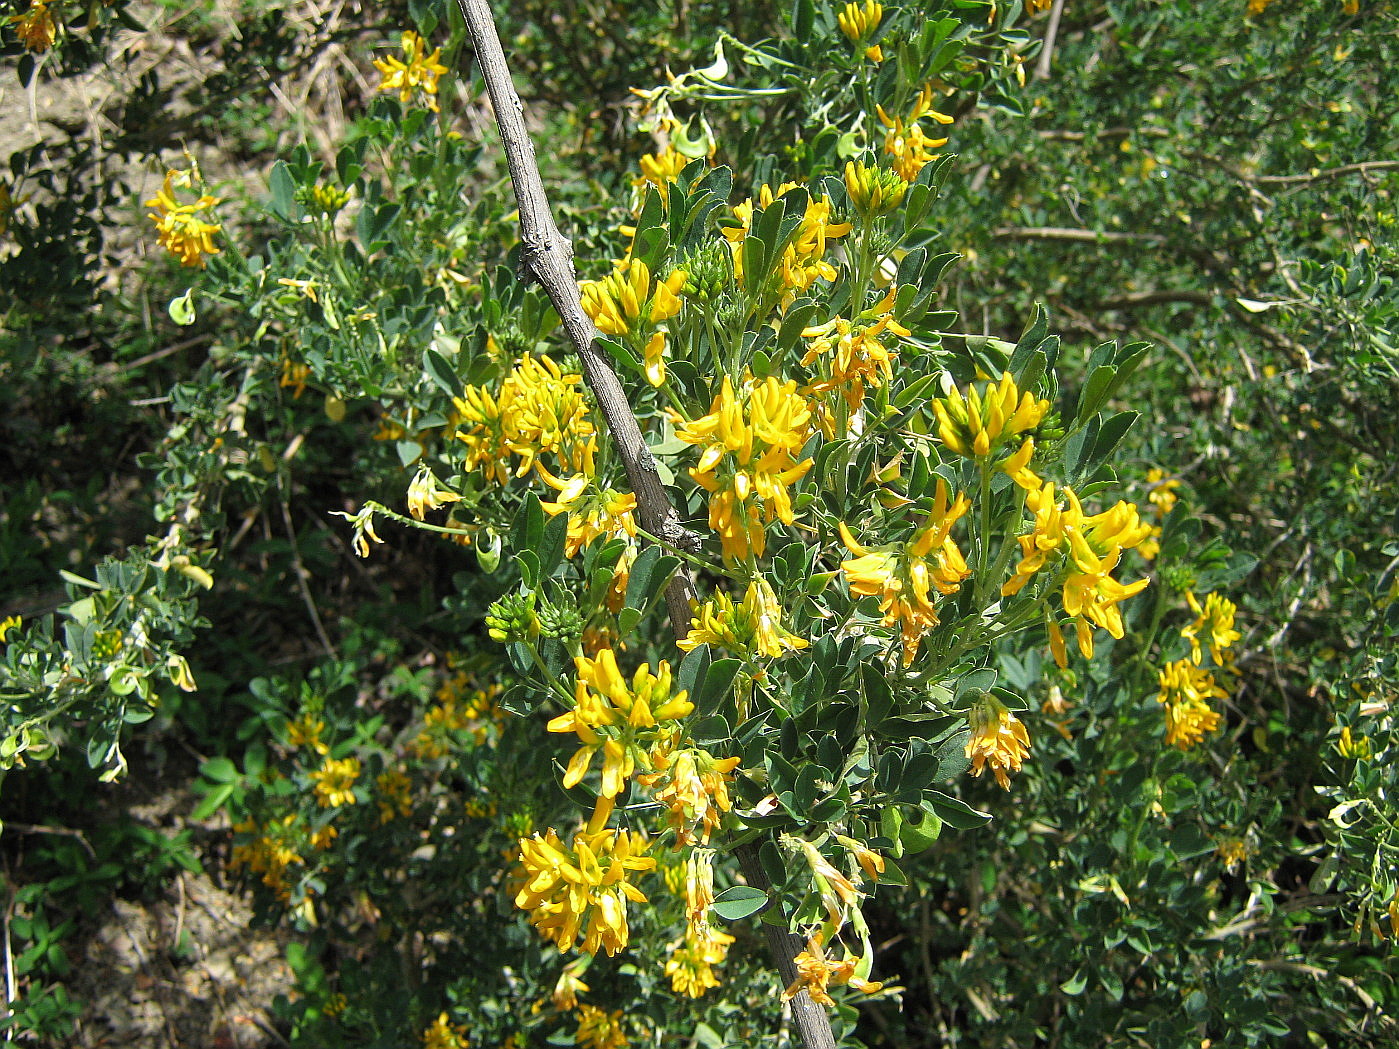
671,374 -> 815,562
575,1003 -> 629,1049
876,84 -> 954,182
1182,590 -> 1242,666
453,354 -> 597,485
548,650 -> 692,799
637,731 -> 741,846
838,478 -> 971,665
843,160 -> 908,221
310,756 -> 361,808
837,1 -> 885,62
801,287 -> 911,417
10,0 -> 56,52
781,930 -> 884,1007
679,578 -> 808,665
965,696 -> 1032,790
410,676 -> 502,758
230,815 -> 303,902
1001,482 -> 1152,665
631,145 -> 689,204
375,767 -> 413,823
374,30 -> 449,112
1157,590 -> 1241,749
724,182 -> 852,297
421,1011 -> 470,1049
665,921 -> 735,997
1158,658 -> 1227,749
933,371 -> 1049,484
580,258 -> 686,386
407,467 -> 462,520
285,713 -> 329,755
146,168 -> 222,269
538,467 -> 638,558
514,806 -> 656,956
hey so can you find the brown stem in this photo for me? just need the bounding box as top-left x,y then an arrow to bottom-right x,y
454,4 -> 834,1047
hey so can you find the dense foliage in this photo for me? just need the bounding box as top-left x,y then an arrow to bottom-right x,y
1,1 -> 1394,1047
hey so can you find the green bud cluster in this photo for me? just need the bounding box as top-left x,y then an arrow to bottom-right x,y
295,182 -> 352,216
91,629 -> 124,661
1160,564 -> 1197,593
485,591 -> 538,644
679,240 -> 732,303
537,594 -> 584,643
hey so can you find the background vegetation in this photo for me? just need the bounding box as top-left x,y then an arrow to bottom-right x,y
1,0 -> 1395,1046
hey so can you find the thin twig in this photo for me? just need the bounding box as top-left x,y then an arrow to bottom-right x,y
994,225 -> 1166,245
1034,0 -> 1065,81
277,480 -> 337,660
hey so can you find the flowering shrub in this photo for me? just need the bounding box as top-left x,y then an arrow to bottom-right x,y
2,0 -> 1395,1045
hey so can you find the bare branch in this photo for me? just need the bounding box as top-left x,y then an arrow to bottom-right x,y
994,226 -> 1166,245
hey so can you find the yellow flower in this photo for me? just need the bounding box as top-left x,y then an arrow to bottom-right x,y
933,371 -> 1049,464
374,31 -> 449,112
724,182 -> 852,296
421,1011 -> 469,1049
286,713 -> 329,755
580,259 -> 686,386
1145,467 -> 1182,516
679,578 -> 808,663
1057,490 -> 1152,659
1157,658 -> 1226,749
12,0 -> 57,52
1336,725 -> 1371,759
311,756 -> 361,808
575,1004 -> 628,1049
965,696 -> 1031,790
801,286 -> 911,416
0,615 -> 21,642
637,734 -> 741,846
1247,0 -> 1276,14
229,815 -> 304,902
672,374 -> 815,562
279,356 -> 310,399
1215,837 -> 1251,870
876,84 -> 955,181
838,478 -> 971,665
1182,591 -> 1242,666
146,169 -> 222,269
537,467 -> 638,557
514,808 -> 655,956
781,931 -> 884,1007
1002,481 -> 1073,597
632,145 -> 689,204
551,960 -> 591,1011
547,650 -> 692,799
407,468 -> 462,520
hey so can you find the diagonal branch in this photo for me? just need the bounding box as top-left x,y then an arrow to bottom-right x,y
454,4 -> 835,1048
456,0 -> 698,631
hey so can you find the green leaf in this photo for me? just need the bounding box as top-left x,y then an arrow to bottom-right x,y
713,885 -> 768,921
424,348 -> 464,399
268,160 -> 297,220
200,757 -> 239,783
510,493 -> 545,563
699,658 -> 742,714
923,790 -> 991,829
1060,969 -> 1088,996
191,782 -> 235,821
